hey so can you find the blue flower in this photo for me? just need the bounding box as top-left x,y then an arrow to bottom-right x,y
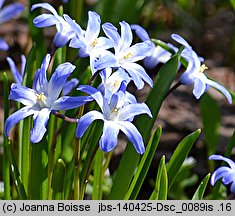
209,155 -> 235,193
172,34 -> 232,104
131,24 -> 176,69
64,12 -> 113,73
31,3 -> 75,48
76,84 -> 152,154
7,55 -> 79,95
98,68 -> 133,100
0,0 -> 24,50
7,55 -> 26,84
101,21 -> 153,90
4,54 -> 92,143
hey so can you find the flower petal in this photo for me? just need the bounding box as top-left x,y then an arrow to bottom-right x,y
209,155 -> 235,169
131,24 -> 150,41
99,121 -> 119,152
63,14 -> 84,39
0,0 -> 4,9
0,3 -> 24,24
210,166 -> 231,185
102,22 -> 120,50
33,14 -> 59,28
34,54 -> 51,93
63,78 -> 79,95
205,79 -> 232,104
30,108 -> 50,143
117,121 -> 145,154
20,55 -> 26,78
230,181 -> 235,193
0,37 -> 8,50
52,96 -> 93,110
192,77 -> 206,99
85,11 -> 101,42
118,103 -> 152,121
222,170 -> 235,185
122,62 -> 153,89
76,110 -> 104,138
171,34 -> 191,49
9,83 -> 37,106
4,106 -> 35,138
48,62 -> 75,100
31,3 -> 58,16
6,57 -> 22,84
119,21 -> 132,51
77,85 -> 104,111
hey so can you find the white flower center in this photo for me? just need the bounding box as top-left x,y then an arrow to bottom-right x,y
36,92 -> 48,108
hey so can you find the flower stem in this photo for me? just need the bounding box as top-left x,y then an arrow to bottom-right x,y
165,81 -> 182,98
53,111 -> 78,123
74,138 -> 81,200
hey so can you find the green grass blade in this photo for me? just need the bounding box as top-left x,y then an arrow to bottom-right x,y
52,158 -> 66,200
3,72 -> 11,199
7,140 -> 27,200
28,138 -> 48,200
192,173 -> 211,200
124,126 -> 162,200
80,121 -> 103,199
150,155 -> 165,200
92,149 -> 104,200
109,53 -> 180,200
200,93 -> 221,158
158,158 -> 168,200
167,129 -> 201,189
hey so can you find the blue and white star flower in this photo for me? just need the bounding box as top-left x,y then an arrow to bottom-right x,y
0,0 -> 24,50
209,155 -> 235,193
4,54 -> 92,143
31,3 -> 75,48
101,21 -> 153,90
172,34 -> 232,103
76,84 -> 152,154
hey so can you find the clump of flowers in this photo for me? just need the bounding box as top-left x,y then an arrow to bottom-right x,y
2,1 -> 234,201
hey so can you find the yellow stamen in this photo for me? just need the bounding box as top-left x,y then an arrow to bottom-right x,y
124,52 -> 132,59
113,80 -> 120,87
92,39 -> 98,47
36,92 -> 47,102
199,64 -> 208,73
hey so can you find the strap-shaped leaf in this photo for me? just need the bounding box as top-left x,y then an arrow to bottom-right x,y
167,129 -> 201,189
150,155 -> 168,200
7,140 -> 27,199
125,126 -> 162,200
52,158 -> 66,200
3,73 -> 11,199
192,173 -> 211,200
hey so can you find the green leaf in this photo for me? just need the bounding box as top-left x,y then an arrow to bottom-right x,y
150,155 -> 168,200
7,140 -> 27,200
92,149 -> 104,200
109,53 -> 180,200
3,73 -> 11,199
230,0 -> 235,10
80,120 -> 103,199
167,129 -> 201,189
124,126 -> 162,200
52,159 -> 66,200
200,93 -> 221,157
28,138 -> 48,200
192,173 -> 211,200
